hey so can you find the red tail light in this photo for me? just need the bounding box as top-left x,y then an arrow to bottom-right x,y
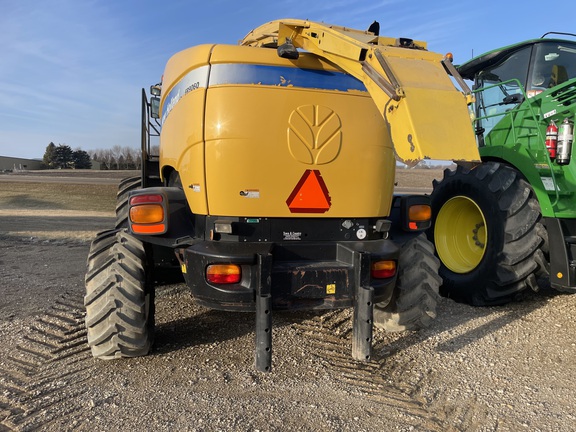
206,264 -> 242,284
371,260 -> 396,279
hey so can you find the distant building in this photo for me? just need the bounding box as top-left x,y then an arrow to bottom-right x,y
0,156 -> 43,171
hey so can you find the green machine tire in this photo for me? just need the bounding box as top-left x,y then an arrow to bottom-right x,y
430,162 -> 546,306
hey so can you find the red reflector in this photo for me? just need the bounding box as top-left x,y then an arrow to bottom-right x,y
130,194 -> 163,205
286,170 -> 331,213
206,264 -> 241,284
371,261 -> 396,279
409,222 -> 418,230
131,223 -> 166,234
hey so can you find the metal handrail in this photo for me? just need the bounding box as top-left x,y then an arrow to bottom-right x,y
472,79 -> 560,205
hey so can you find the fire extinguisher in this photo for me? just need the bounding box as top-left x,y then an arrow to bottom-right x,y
545,120 -> 558,160
556,118 -> 574,165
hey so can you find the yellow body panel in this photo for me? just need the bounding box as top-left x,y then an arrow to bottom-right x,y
160,44 -> 395,217
204,86 -> 394,216
377,54 -> 478,165
249,20 -> 480,166
160,46 -> 213,215
161,44 -> 213,101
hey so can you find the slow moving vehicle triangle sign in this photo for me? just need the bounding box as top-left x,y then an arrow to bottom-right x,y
286,169 -> 331,213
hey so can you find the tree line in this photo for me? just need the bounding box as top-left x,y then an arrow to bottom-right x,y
43,142 -> 92,169
42,143 -> 152,170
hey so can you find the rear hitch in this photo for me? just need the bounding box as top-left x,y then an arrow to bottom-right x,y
352,251 -> 374,361
255,253 -> 273,372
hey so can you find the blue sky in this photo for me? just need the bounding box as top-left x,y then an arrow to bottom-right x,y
2,0 -> 573,159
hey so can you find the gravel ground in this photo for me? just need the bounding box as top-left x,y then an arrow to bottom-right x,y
1,170 -> 576,431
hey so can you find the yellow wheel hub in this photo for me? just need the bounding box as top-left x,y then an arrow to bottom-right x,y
434,196 -> 487,273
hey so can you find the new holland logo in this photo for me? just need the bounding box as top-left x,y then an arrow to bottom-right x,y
286,105 -> 340,213
287,105 -> 342,165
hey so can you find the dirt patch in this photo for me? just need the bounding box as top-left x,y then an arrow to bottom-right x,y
1,169 -> 576,431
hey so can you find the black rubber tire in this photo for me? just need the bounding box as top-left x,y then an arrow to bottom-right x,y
374,234 -> 441,332
115,176 -> 141,229
84,229 -> 155,359
430,162 -> 547,306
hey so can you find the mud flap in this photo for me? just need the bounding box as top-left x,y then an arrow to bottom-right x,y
352,251 -> 374,361
545,217 -> 576,292
255,253 -> 273,372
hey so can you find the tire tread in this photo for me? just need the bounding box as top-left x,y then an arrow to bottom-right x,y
430,162 -> 547,305
84,229 -> 154,360
374,234 -> 441,332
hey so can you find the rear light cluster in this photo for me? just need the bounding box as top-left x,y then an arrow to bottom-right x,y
129,194 -> 167,234
206,264 -> 242,284
400,196 -> 432,232
407,204 -> 432,230
371,260 -> 396,279
206,261 -> 392,284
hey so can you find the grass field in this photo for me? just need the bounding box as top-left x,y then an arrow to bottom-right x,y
0,181 -> 118,212
0,167 -> 445,214
0,173 -> 121,241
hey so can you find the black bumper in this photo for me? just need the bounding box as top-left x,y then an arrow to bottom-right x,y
177,238 -> 399,312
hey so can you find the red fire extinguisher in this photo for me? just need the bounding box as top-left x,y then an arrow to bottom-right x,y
557,118 -> 574,165
545,120 -> 558,160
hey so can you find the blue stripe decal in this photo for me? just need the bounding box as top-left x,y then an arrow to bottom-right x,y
161,65 -> 209,123
209,63 -> 367,92
161,63 -> 367,123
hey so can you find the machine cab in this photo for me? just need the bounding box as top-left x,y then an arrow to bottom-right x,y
457,35 -> 576,140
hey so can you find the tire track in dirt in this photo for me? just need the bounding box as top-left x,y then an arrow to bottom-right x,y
0,285 -> 491,431
0,294 -> 90,431
292,309 -> 488,431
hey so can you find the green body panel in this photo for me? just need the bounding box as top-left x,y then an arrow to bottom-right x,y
461,38 -> 576,219
434,35 -> 576,298
478,79 -> 576,218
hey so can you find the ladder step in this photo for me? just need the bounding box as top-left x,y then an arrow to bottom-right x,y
517,133 -> 539,139
547,190 -> 573,197
536,165 -> 565,176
